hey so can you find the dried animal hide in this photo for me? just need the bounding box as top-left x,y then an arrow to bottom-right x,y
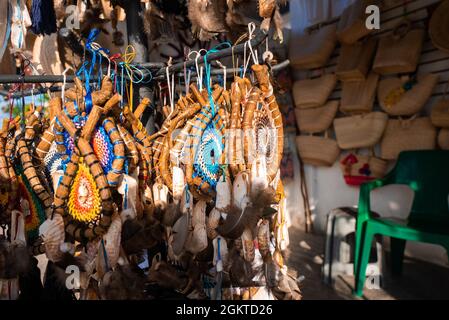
147,257 -> 206,298
226,0 -> 260,41
143,3 -> 178,44
0,240 -> 32,279
80,7 -> 110,37
188,0 -> 228,41
121,217 -> 164,255
260,2 -> 284,42
99,264 -> 147,300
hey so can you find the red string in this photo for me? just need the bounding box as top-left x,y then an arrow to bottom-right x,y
7,84 -> 20,122
110,53 -> 122,93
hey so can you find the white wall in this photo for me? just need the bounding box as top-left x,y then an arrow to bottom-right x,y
287,0 -> 449,267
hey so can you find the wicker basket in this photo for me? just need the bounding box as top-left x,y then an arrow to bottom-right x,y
296,134 -> 340,167
339,152 -> 388,186
429,0 -> 449,54
336,38 -> 377,81
431,99 -> 449,128
337,0 -> 381,44
373,21 -> 425,75
334,112 -> 388,149
340,73 -> 379,114
380,117 -> 437,160
293,74 -> 337,109
289,24 -> 337,70
438,129 -> 449,150
378,74 -> 439,116
295,101 -> 339,134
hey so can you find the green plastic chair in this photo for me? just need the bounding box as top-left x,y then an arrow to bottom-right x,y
353,150 -> 449,297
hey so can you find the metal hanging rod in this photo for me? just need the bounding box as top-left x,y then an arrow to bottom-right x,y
148,29 -> 268,78
0,29 -> 274,96
1,60 -> 290,99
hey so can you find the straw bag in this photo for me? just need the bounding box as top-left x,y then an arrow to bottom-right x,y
339,151 -> 387,186
289,24 -> 337,70
378,74 -> 439,116
429,0 -> 449,54
430,84 -> 449,128
292,74 -> 337,109
380,117 -> 437,160
340,73 -> 379,114
294,101 -> 339,134
373,21 -> 425,75
336,38 -> 377,81
337,0 -> 381,44
438,129 -> 449,150
296,132 -> 340,167
334,112 -> 388,149
0,0 -> 10,62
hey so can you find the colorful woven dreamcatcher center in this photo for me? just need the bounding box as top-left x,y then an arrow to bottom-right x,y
92,126 -> 114,172
61,117 -> 86,159
193,120 -> 224,190
17,171 -> 46,241
252,104 -> 276,164
68,159 -> 101,223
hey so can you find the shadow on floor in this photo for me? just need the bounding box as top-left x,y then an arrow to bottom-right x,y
286,226 -> 449,300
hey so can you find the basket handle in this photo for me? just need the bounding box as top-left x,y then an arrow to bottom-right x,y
443,80 -> 449,100
392,19 -> 412,40
399,113 -> 418,129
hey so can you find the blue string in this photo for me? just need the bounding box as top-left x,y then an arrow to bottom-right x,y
203,42 -> 232,116
75,29 -> 105,114
124,182 -> 128,209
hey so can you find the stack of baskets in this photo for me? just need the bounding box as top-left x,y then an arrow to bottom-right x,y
291,0 -> 445,186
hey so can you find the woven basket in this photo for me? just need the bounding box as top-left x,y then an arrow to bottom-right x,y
431,99 -> 449,128
33,34 -> 63,75
438,129 -> 449,150
336,38 -> 377,81
380,117 -> 437,160
337,0 -> 381,44
293,74 -> 337,109
378,73 -> 439,116
429,0 -> 449,54
295,101 -> 339,134
340,73 -> 379,114
289,24 -> 337,70
296,134 -> 340,167
0,0 -> 9,62
339,152 -> 388,186
373,21 -> 425,75
334,112 -> 388,149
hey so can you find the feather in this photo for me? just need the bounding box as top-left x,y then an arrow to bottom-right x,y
264,253 -> 281,288
217,187 -> 276,239
227,246 -> 256,287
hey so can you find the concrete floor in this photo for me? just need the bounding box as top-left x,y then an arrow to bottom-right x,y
285,226 -> 449,300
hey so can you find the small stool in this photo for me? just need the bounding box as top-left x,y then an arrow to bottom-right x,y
322,207 -> 384,287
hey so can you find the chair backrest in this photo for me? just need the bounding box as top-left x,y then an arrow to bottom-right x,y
386,151 -> 449,224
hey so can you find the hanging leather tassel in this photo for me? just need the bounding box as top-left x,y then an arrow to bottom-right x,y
31,0 -> 57,35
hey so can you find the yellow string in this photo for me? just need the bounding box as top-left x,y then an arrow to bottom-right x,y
122,45 -> 137,112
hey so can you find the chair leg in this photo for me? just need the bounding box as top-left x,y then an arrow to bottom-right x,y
353,229 -> 374,297
390,238 -> 406,277
353,219 -> 366,277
